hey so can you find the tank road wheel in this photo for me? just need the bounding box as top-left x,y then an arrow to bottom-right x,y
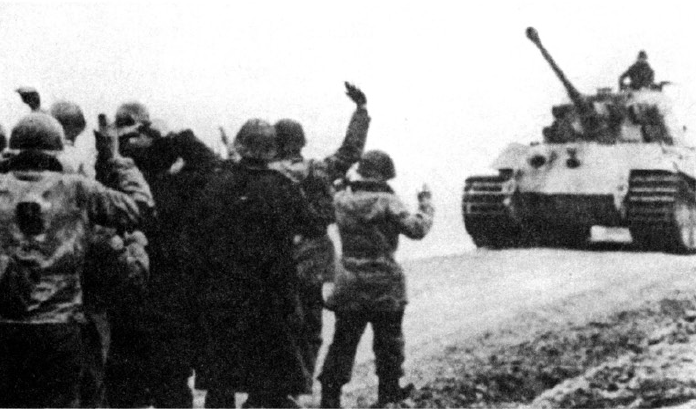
626,171 -> 696,253
667,183 -> 696,254
462,174 -> 528,249
631,180 -> 696,254
465,217 -> 530,249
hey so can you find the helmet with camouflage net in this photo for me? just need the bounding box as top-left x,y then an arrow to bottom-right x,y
233,119 -> 277,161
357,149 -> 396,181
115,101 -> 150,129
10,113 -> 64,151
274,119 -> 306,158
50,100 -> 86,143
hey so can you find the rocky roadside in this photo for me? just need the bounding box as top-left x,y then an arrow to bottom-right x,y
403,294 -> 696,408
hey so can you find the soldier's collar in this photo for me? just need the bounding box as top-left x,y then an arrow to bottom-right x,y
348,180 -> 393,194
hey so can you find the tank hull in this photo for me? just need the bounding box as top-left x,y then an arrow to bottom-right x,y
516,193 -> 620,226
463,142 -> 696,252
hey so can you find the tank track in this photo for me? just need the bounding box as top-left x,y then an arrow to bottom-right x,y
462,175 -> 523,248
626,170 -> 696,253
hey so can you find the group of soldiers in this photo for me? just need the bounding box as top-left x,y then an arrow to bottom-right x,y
0,82 -> 434,408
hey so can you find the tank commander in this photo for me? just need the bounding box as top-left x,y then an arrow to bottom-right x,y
619,50 -> 654,91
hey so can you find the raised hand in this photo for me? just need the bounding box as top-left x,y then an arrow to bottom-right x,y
95,113 -> 119,159
345,82 -> 367,107
417,183 -> 432,202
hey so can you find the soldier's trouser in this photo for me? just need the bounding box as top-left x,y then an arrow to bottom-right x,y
295,234 -> 336,376
80,312 -> 110,408
299,279 -> 324,375
205,387 -> 236,408
105,319 -> 151,407
318,309 -> 405,386
147,330 -> 194,408
0,323 -> 85,408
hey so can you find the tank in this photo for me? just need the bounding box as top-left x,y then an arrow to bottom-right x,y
462,27 -> 696,253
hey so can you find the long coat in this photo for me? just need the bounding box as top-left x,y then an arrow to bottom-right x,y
193,158 -> 325,394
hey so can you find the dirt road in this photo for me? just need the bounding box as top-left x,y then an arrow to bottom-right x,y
317,247 -> 696,407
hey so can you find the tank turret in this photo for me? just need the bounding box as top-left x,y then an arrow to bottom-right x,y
526,27 -> 606,140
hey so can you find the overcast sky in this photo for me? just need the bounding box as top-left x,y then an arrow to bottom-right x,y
1,0 -> 695,259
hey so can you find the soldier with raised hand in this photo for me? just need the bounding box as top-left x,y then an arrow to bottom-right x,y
319,150 -> 434,408
269,82 -> 370,381
0,112 -> 153,408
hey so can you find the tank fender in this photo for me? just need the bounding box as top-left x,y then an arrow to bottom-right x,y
491,142 -> 531,170
627,145 -> 684,172
665,146 -> 696,179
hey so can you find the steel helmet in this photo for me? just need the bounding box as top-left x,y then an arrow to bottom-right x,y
274,119 -> 306,158
357,149 -> 396,180
233,119 -> 277,161
50,100 -> 86,143
115,101 -> 150,129
10,113 -> 65,151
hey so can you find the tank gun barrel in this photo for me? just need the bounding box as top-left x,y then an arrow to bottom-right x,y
526,27 -> 586,110
527,27 -> 603,138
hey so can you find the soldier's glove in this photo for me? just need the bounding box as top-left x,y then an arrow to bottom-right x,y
345,82 -> 367,107
120,231 -> 150,287
417,183 -> 432,202
95,113 -> 119,160
219,126 -> 230,146
16,87 -> 40,111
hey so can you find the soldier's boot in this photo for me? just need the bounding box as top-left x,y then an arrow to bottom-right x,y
320,382 -> 342,408
205,388 -> 236,408
243,393 -> 298,408
376,377 -> 414,407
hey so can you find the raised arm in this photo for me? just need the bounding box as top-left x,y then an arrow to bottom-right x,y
84,158 -> 153,230
323,82 -> 371,181
88,123 -> 154,229
387,185 -> 434,240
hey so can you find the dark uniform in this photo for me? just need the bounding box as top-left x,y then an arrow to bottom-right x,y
101,102 -> 219,408
319,150 -> 434,408
0,113 -> 153,408
139,134 -> 218,408
619,51 -> 654,90
194,119 -> 325,408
